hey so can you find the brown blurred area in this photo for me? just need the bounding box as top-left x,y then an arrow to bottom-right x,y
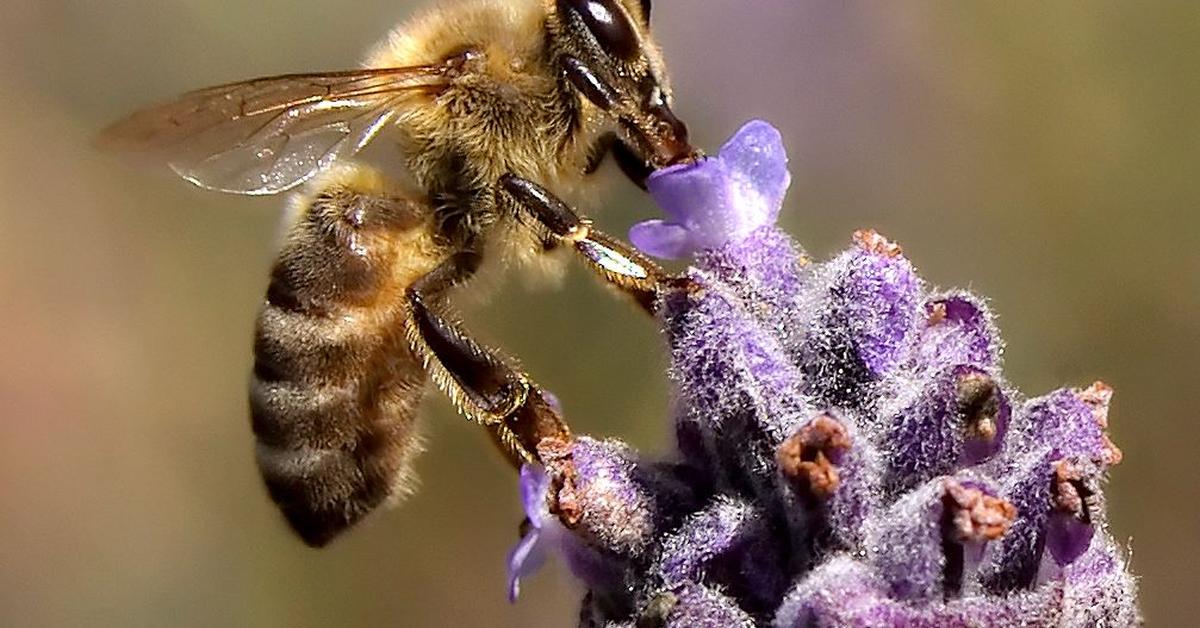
1,1 -> 1196,626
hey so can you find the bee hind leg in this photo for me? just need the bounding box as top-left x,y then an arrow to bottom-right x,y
405,251 -> 570,468
498,174 -> 693,314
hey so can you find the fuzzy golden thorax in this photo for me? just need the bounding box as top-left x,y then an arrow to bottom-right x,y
366,0 -> 681,249
367,1 -> 585,245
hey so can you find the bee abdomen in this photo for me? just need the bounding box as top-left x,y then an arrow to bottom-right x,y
249,327 -> 427,546
249,169 -> 436,546
251,398 -> 422,547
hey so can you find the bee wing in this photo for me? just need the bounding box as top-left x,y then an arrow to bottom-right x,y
99,66 -> 450,195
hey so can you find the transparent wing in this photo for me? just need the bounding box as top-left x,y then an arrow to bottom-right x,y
99,66 -> 451,195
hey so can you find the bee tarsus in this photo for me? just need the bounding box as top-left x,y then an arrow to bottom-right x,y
499,173 -> 687,315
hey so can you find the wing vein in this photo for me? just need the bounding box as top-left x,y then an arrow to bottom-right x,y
99,64 -> 455,195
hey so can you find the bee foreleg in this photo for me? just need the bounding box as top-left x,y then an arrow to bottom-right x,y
583,132 -> 617,175
583,131 -> 654,190
405,252 -> 571,467
499,174 -> 692,314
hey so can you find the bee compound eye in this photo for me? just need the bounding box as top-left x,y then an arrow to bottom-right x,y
558,0 -> 641,62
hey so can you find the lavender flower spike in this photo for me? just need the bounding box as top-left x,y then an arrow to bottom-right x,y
506,121 -> 1139,626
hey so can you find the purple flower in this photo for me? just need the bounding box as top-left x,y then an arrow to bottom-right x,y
630,120 -> 791,259
506,464 -> 560,602
506,121 -> 1139,625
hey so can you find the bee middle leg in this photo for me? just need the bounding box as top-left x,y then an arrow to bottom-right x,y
498,174 -> 691,315
405,251 -> 570,468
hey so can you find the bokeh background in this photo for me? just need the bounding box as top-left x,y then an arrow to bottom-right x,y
2,1 -> 1197,626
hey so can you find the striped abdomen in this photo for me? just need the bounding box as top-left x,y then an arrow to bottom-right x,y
250,168 -> 441,547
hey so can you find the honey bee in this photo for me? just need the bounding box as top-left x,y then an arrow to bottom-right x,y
101,0 -> 696,546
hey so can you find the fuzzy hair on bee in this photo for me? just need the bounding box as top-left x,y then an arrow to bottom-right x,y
100,0 -> 695,547
370,0 -> 668,255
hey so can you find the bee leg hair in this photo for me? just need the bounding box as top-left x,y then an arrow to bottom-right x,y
498,174 -> 693,314
405,251 -> 570,467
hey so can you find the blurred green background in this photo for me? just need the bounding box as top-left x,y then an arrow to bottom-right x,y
2,1 -> 1197,626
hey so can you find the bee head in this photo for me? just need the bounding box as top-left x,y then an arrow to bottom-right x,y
549,0 -> 697,168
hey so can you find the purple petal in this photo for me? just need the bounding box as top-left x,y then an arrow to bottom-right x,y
1044,459 -> 1099,567
506,528 -> 546,603
508,465 -> 557,602
518,464 -> 549,525
637,120 -> 791,260
648,156 -> 720,229
717,118 -> 791,222
629,219 -> 694,259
